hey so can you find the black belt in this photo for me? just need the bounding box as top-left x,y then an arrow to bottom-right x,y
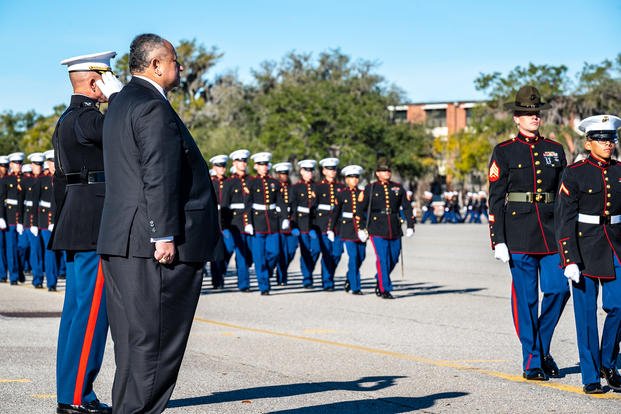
506,192 -> 555,203
65,171 -> 105,185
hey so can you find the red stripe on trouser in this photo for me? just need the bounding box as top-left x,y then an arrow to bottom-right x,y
73,259 -> 105,405
511,282 -> 520,338
371,237 -> 384,293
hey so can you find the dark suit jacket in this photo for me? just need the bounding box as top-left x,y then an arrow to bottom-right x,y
97,77 -> 220,263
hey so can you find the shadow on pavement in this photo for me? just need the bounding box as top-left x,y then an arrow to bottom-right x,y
168,376 -> 408,408
269,392 -> 469,413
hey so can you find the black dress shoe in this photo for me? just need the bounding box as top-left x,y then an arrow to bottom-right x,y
57,399 -> 112,413
0,279 -> 7,283
48,286 -> 57,292
352,290 -> 363,295
344,280 -> 350,292
323,286 -> 335,291
58,274 -> 66,280
260,290 -> 270,296
34,283 -> 43,289
542,354 -> 560,378
381,292 -> 394,299
10,281 -> 18,286
303,284 -> 313,289
522,368 -> 548,381
240,287 -> 251,292
583,382 -> 603,394
600,367 -> 621,391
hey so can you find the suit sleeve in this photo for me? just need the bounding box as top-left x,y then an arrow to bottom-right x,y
400,184 -> 416,228
246,178 -> 255,226
134,100 -> 182,239
357,185 -> 371,231
488,145 -> 509,249
555,168 -> 581,268
76,108 -> 105,146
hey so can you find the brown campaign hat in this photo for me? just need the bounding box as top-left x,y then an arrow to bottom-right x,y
504,85 -> 551,112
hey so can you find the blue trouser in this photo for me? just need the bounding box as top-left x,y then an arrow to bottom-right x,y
18,231 -> 29,276
277,233 -> 298,284
299,230 -> 320,286
319,233 -> 344,288
509,253 -> 570,373
41,229 -> 58,288
251,233 -> 280,292
210,231 -> 233,287
370,236 -> 401,293
6,225 -> 21,283
345,240 -> 366,292
572,256 -> 621,385
223,228 -> 252,290
421,210 -> 437,224
56,251 -> 108,405
0,230 -> 6,281
26,229 -> 43,286
58,250 -> 67,276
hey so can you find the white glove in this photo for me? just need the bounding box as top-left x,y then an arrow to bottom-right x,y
48,224 -> 54,232
30,226 -> 39,237
0,218 -> 6,230
95,72 -> 124,99
357,229 -> 368,243
564,263 -> 581,283
406,228 -> 414,238
244,224 -> 254,235
16,223 -> 23,235
494,242 -> 510,263
281,219 -> 290,231
326,231 -> 335,242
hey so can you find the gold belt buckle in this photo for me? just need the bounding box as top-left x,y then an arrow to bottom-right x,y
535,194 -> 542,202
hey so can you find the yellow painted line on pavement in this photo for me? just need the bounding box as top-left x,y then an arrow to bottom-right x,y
0,378 -> 31,383
303,329 -> 338,334
32,394 -> 56,399
194,317 -> 621,400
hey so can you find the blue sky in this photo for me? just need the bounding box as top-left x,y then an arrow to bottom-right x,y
0,0 -> 619,115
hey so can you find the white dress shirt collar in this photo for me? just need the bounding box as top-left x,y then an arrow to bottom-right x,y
133,75 -> 167,100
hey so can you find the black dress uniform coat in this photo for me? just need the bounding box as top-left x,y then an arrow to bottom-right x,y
291,180 -> 318,233
332,186 -> 363,241
38,172 -> 55,228
22,174 -> 40,228
488,133 -> 566,254
279,179 -> 293,234
555,155 -> 621,279
2,172 -> 24,226
358,180 -> 415,239
97,77 -> 220,262
314,179 -> 344,234
220,174 -> 251,232
247,175 -> 285,234
50,94 -> 106,251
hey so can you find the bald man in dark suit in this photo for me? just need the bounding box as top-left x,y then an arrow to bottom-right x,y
98,33 -> 220,413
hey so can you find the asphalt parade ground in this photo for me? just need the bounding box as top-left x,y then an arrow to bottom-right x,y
1,224 -> 620,413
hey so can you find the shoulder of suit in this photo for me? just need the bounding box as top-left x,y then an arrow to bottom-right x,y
543,138 -> 563,147
567,159 -> 588,169
497,138 -> 516,148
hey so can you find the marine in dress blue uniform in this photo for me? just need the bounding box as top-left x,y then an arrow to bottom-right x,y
315,157 -> 345,290
209,154 -> 230,289
421,191 -> 438,224
291,159 -> 320,287
331,165 -> 366,294
358,161 -> 415,299
23,153 -> 45,288
221,149 -> 254,291
0,155 -> 9,282
247,152 -> 287,294
555,115 -> 621,394
2,152 -> 26,285
40,150 -> 58,291
274,162 -> 297,285
52,51 -> 122,414
488,85 -> 569,381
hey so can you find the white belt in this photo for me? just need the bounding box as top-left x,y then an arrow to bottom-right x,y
342,212 -> 354,219
578,213 -> 621,224
229,203 -> 245,210
317,204 -> 333,211
24,200 -> 33,207
252,203 -> 276,211
5,199 -> 18,206
297,206 -> 310,214
39,200 -> 51,208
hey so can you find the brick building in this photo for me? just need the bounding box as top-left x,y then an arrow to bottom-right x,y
388,101 -> 480,137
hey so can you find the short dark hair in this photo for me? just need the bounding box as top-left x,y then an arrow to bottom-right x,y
129,33 -> 167,74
